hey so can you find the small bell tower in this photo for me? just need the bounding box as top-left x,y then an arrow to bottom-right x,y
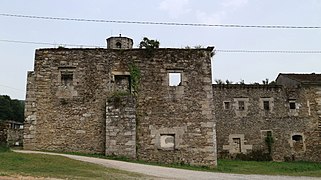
106,34 -> 133,49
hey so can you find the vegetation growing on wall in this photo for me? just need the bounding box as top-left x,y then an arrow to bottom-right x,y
128,63 -> 141,96
265,131 -> 274,155
0,95 -> 24,122
139,37 -> 159,57
139,37 -> 159,49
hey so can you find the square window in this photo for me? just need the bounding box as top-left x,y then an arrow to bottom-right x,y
61,71 -> 73,86
224,101 -> 231,110
289,101 -> 296,109
238,101 -> 245,110
169,73 -> 181,86
263,101 -> 270,110
114,75 -> 131,92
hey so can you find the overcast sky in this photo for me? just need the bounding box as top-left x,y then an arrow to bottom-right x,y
1,0 -> 321,100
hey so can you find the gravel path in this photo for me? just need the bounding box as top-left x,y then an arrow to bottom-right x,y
14,150 -> 318,180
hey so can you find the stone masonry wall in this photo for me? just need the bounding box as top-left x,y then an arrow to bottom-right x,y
0,122 -> 7,144
24,71 -> 37,149
7,128 -> 23,146
24,47 -> 217,166
106,95 -> 136,158
213,84 -> 321,162
297,85 -> 321,162
0,121 -> 23,146
135,48 -> 216,166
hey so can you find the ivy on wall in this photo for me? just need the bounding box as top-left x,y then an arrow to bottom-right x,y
129,63 -> 141,96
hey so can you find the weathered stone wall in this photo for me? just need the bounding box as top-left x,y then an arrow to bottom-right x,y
135,48 -> 216,166
7,128 -> 23,146
24,71 -> 37,149
24,47 -> 217,166
213,84 -> 321,162
297,85 -> 321,161
0,121 -> 23,146
106,95 -> 136,158
0,122 -> 7,144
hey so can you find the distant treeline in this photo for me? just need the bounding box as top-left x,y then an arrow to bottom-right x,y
0,95 -> 24,122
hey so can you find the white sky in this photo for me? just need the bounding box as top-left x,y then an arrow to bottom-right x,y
0,0 -> 321,100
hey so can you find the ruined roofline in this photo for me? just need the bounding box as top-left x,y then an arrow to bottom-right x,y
212,84 -> 283,90
35,46 -> 215,52
276,73 -> 321,85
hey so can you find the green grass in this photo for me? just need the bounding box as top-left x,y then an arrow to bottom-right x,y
216,160 -> 321,177
0,151 -> 146,179
64,151 -> 321,177
3,148 -> 321,178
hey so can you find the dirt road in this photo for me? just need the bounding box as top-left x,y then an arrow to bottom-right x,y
14,150 -> 318,180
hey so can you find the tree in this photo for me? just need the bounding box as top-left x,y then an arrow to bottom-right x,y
0,95 -> 12,120
0,95 -> 24,122
139,37 -> 160,49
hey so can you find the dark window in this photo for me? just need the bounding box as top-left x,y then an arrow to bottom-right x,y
263,101 -> 270,110
289,101 -> 296,109
238,101 -> 245,110
61,72 -> 73,86
224,102 -> 230,110
292,135 -> 302,141
267,131 -> 272,137
114,75 -> 131,92
116,42 -> 122,48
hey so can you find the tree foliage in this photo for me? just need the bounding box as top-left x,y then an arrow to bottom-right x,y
0,95 -> 24,122
139,37 -> 160,49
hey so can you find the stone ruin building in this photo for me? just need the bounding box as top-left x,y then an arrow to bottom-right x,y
0,120 -> 23,146
24,36 -> 217,167
24,35 -> 321,166
214,73 -> 321,162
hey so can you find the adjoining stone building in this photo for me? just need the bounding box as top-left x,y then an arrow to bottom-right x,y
24,36 -> 217,166
214,73 -> 321,162
0,120 -> 23,146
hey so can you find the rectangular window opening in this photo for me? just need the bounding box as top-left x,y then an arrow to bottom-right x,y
292,135 -> 302,142
238,101 -> 245,110
61,71 -> 73,86
232,138 -> 241,153
263,101 -> 270,110
114,75 -> 131,92
289,101 -> 296,109
224,101 -> 231,110
169,72 -> 182,86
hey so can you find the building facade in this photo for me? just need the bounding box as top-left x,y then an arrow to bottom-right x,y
0,120 -> 23,146
24,36 -> 217,166
214,73 -> 321,162
24,35 -> 321,165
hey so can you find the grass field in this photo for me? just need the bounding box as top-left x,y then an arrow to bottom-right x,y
216,160 -> 321,177
1,146 -> 321,179
0,149 -> 146,179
